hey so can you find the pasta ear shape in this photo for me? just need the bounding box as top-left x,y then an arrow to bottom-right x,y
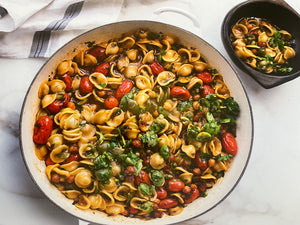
33,27 -> 240,219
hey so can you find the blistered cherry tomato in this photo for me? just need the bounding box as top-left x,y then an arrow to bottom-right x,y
168,178 -> 185,192
156,187 -> 168,200
104,96 -> 119,109
62,74 -> 72,92
194,151 -> 208,170
170,86 -> 191,100
79,76 -> 93,94
135,170 -> 151,186
47,100 -> 63,114
183,187 -> 199,204
45,155 -> 55,166
94,62 -> 110,75
63,153 -> 80,164
159,198 -> 178,209
196,71 -> 212,84
149,61 -> 165,76
222,132 -> 238,155
88,47 -> 106,61
115,80 -> 133,100
202,84 -> 214,97
33,116 -> 53,144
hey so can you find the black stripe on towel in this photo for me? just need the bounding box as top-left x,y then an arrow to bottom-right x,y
29,1 -> 84,58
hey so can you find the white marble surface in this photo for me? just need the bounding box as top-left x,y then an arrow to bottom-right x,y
1,0 -> 300,225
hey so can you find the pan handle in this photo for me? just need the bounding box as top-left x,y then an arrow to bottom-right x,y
153,7 -> 201,34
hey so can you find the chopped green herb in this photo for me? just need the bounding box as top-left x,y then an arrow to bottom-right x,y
177,100 -> 192,112
187,124 -> 200,140
151,170 -> 165,187
217,154 -> 233,161
94,168 -> 112,183
141,131 -> 158,147
138,183 -> 154,196
140,201 -> 153,212
159,144 -> 170,160
158,106 -> 169,117
90,152 -> 113,170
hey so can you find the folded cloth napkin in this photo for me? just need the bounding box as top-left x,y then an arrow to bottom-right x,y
0,0 -> 54,32
0,0 -> 124,58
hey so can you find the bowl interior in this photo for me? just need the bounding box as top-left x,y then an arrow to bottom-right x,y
222,0 -> 300,88
20,21 -> 253,225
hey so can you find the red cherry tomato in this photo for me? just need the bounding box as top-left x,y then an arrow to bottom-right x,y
168,178 -> 185,192
63,93 -> 70,107
115,80 -> 133,100
79,76 -> 93,94
170,86 -> 191,100
94,62 -> 110,75
61,74 -> 72,92
33,116 -> 53,144
222,132 -> 238,155
47,100 -> 63,114
149,61 -> 165,76
183,187 -> 199,204
158,198 -> 178,209
45,155 -> 55,166
63,153 -> 80,164
196,71 -> 212,84
88,47 -> 106,62
104,96 -> 119,109
135,170 -> 151,186
202,85 -> 214,97
156,187 -> 168,200
194,151 -> 208,170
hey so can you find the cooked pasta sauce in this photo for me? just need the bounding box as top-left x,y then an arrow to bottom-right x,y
231,17 -> 296,74
33,29 -> 240,219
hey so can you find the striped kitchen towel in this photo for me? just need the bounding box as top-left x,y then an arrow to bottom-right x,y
0,0 -> 124,58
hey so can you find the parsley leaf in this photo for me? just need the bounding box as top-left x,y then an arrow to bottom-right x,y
138,183 -> 154,196
141,131 -> 158,147
177,100 -> 192,112
217,154 -> 233,161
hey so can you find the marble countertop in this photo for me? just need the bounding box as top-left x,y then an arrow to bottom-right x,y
1,0 -> 300,225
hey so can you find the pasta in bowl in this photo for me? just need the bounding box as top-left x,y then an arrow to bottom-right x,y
20,21 -> 253,225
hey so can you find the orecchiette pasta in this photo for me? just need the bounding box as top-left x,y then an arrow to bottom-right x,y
33,28 -> 240,220
231,17 -> 296,74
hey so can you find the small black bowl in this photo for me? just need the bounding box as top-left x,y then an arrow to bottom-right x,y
221,0 -> 300,88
